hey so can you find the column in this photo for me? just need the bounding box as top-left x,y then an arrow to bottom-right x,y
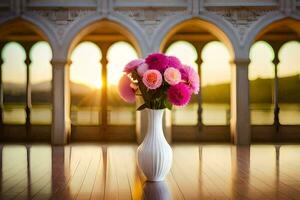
273,56 -> 280,131
194,42 -> 206,128
100,44 -> 109,131
230,58 -> 250,145
0,43 -> 4,127
196,56 -> 203,127
269,42 -> 283,132
23,43 -> 33,138
0,146 -> 3,193
22,42 -> 34,140
95,42 -> 110,134
52,60 -> 71,145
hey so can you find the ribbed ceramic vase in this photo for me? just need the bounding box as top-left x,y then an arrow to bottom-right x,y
137,109 -> 173,181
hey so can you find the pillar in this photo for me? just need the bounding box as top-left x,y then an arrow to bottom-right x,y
269,42 -> 283,132
194,42 -> 206,128
0,44 -> 4,127
0,146 -> 3,193
52,60 -> 71,145
196,55 -> 203,128
98,43 -> 110,131
23,43 -> 34,138
273,55 -> 280,131
230,58 -> 251,145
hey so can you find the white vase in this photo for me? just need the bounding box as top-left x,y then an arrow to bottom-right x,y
137,109 -> 173,181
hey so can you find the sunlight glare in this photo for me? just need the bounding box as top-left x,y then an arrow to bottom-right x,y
70,42 -> 102,89
107,41 -> 138,85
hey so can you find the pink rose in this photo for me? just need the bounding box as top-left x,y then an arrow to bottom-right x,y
164,67 -> 181,85
142,69 -> 163,90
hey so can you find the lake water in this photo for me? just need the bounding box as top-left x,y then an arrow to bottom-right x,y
70,107 -> 136,125
3,105 -> 52,124
3,103 -> 300,125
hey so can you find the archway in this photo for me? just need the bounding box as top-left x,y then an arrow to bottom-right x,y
249,18 -> 300,141
67,20 -> 141,141
160,18 -> 234,142
0,19 -> 53,142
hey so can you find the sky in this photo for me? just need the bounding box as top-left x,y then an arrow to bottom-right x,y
2,40 -> 300,88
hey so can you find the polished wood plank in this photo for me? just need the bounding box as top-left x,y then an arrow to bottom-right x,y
0,144 -> 300,199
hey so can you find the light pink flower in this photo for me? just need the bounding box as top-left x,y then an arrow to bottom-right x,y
137,63 -> 149,76
142,69 -> 163,90
179,65 -> 200,94
164,67 -> 181,85
124,59 -> 144,74
118,75 -> 136,103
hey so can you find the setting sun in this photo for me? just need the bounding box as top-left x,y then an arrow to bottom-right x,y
93,79 -> 102,89
70,41 -> 138,89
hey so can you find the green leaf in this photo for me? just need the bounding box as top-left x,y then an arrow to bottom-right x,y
137,103 -> 148,111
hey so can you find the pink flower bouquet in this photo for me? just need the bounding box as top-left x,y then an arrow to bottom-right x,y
118,53 -> 199,110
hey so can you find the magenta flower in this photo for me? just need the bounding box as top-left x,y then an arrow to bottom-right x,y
145,53 -> 169,72
167,56 -> 182,69
180,65 -> 200,94
164,67 -> 181,85
137,62 -> 149,76
124,59 -> 144,74
142,69 -> 163,90
118,75 -> 136,103
167,83 -> 192,106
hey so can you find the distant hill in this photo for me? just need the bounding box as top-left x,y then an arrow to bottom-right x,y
3,74 -> 300,104
189,74 -> 300,103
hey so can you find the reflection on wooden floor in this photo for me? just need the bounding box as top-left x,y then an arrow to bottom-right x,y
1,144 -> 300,200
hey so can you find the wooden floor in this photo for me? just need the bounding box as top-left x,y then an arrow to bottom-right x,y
1,144 -> 300,200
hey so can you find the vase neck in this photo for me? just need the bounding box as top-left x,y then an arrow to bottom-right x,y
146,109 -> 164,139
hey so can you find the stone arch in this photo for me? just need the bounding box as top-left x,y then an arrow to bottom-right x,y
153,15 -> 239,60
63,13 -> 148,60
0,15 -> 58,53
244,15 -> 300,54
